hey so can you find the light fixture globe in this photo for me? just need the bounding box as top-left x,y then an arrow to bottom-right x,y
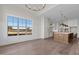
25,4 -> 46,11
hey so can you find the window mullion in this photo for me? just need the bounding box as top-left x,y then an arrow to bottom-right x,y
17,18 -> 19,36
25,20 -> 27,35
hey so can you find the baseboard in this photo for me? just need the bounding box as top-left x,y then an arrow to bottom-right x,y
41,36 -> 53,40
0,37 -> 53,47
45,36 -> 53,39
0,38 -> 41,47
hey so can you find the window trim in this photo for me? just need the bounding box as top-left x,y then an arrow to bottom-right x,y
7,16 -> 32,36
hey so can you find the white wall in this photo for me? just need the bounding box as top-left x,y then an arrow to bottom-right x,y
0,5 -> 41,46
77,19 -> 79,38
40,16 -> 44,38
43,17 -> 49,38
44,17 -> 52,38
63,19 -> 77,27
0,5 -> 3,41
41,16 -> 52,39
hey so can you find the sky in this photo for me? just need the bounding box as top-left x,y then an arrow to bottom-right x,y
8,16 -> 32,29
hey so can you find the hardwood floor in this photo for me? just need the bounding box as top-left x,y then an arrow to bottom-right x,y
0,38 -> 79,55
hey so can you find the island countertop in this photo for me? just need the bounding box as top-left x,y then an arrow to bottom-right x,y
54,32 -> 73,34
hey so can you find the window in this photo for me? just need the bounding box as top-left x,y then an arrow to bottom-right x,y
7,16 -> 32,36
27,20 -> 32,35
8,16 -> 18,36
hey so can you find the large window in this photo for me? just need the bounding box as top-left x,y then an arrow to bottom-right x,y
26,20 -> 32,35
8,16 -> 32,36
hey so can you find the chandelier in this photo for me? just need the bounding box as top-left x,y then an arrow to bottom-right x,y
25,4 -> 46,11
60,10 -> 68,20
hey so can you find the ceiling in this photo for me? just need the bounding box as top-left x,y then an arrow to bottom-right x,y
24,4 -> 58,15
2,4 -> 79,22
42,4 -> 79,22
2,4 -> 58,16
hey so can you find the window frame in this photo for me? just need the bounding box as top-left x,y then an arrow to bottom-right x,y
7,16 -> 32,36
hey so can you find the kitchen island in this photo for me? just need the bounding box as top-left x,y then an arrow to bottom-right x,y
53,32 -> 73,44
